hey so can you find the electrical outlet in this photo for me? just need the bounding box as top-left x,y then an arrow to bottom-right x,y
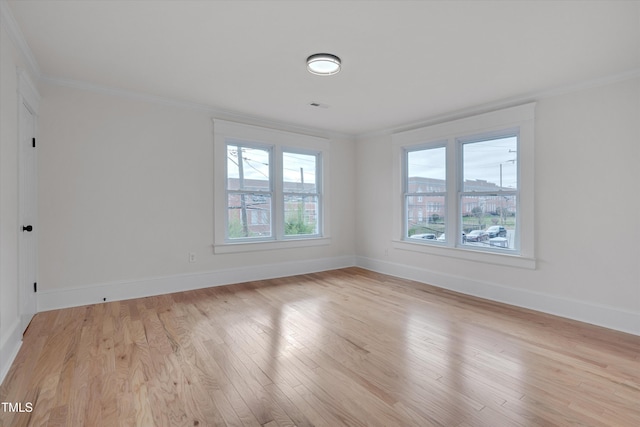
189,252 -> 196,263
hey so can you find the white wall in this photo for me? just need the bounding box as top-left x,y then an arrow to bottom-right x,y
355,76 -> 640,334
28,75 -> 640,336
36,84 -> 356,307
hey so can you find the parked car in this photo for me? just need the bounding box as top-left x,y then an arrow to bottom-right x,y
486,225 -> 507,238
466,230 -> 489,242
410,233 -> 436,240
489,237 -> 508,248
437,232 -> 466,242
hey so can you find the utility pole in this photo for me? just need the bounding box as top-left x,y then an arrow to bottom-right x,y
237,146 -> 249,237
300,167 -> 306,226
500,163 -> 504,225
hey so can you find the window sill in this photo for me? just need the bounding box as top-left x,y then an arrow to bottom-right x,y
391,240 -> 536,269
214,237 -> 332,254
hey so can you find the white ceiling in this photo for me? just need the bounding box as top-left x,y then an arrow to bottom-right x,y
7,0 -> 640,136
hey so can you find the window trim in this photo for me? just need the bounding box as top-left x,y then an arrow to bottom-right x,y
213,119 -> 330,253
392,103 -> 536,269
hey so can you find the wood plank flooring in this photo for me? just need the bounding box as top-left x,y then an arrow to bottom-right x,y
1,267 -> 639,426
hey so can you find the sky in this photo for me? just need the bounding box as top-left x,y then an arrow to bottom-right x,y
227,146 -> 317,186
228,136 -> 517,190
407,136 -> 518,189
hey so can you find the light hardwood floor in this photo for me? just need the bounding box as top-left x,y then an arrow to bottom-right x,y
1,267 -> 639,426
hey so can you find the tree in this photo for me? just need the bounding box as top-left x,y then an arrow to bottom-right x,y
285,201 -> 315,235
471,206 -> 484,227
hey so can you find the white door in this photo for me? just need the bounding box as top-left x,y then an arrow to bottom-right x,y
18,101 -> 37,332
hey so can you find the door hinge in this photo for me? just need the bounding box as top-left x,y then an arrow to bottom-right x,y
34,282 -> 37,293
32,138 -> 36,148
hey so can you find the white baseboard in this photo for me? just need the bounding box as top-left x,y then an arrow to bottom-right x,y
37,255 -> 357,312
33,254 -> 639,336
356,256 -> 640,336
0,319 -> 23,386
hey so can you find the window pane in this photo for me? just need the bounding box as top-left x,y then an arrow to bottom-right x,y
283,152 -> 317,193
407,146 -> 446,190
406,195 -> 445,240
227,145 -> 270,191
463,136 -> 517,191
284,195 -> 319,236
227,193 -> 272,238
461,194 -> 516,249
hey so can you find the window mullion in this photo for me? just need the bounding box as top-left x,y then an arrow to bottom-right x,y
459,191 -> 517,197
447,137 -> 458,247
230,189 -> 272,196
273,146 -> 284,240
406,192 -> 446,197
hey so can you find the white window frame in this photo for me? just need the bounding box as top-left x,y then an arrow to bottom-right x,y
213,119 -> 330,254
282,148 -> 323,239
458,129 -> 520,253
225,140 -> 274,242
403,141 -> 447,242
392,103 -> 536,269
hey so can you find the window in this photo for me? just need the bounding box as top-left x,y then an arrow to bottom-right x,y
283,151 -> 321,237
392,103 -> 535,268
226,143 -> 273,239
214,120 -> 330,253
460,134 -> 518,250
404,144 -> 447,240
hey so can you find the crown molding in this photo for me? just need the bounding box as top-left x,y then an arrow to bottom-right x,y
42,67 -> 640,144
0,0 -> 40,77
40,74 -> 355,141
357,68 -> 640,141
28,66 -> 640,144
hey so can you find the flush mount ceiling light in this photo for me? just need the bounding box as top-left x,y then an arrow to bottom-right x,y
307,53 -> 341,76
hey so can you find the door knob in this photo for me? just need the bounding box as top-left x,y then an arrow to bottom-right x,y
22,225 -> 33,232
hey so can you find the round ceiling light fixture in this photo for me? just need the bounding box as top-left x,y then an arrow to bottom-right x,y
307,53 -> 341,76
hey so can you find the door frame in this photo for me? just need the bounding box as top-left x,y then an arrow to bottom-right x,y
17,68 -> 40,332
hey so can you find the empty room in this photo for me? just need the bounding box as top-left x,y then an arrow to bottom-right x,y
1,1 -> 639,426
